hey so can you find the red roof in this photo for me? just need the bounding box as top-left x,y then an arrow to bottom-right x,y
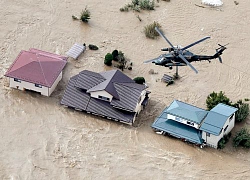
5,49 -> 67,87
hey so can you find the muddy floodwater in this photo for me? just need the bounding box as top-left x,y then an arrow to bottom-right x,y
1,0 -> 250,179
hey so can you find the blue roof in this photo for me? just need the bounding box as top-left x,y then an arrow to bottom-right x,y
200,104 -> 238,135
211,103 -> 238,116
167,100 -> 208,124
152,108 -> 203,144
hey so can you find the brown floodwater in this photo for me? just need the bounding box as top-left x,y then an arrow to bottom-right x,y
1,0 -> 250,179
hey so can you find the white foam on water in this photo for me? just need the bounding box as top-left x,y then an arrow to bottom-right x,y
202,0 -> 223,6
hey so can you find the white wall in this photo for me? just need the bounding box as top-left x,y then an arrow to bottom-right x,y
9,77 -> 49,96
9,71 -> 62,96
202,131 -> 222,148
223,113 -> 235,135
90,90 -> 113,102
167,114 -> 199,129
201,113 -> 236,148
134,90 -> 147,114
48,71 -> 62,96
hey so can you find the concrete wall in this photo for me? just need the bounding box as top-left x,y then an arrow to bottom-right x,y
167,114 -> 199,129
90,90 -> 113,102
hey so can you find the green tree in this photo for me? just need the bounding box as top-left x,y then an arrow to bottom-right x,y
233,100 -> 249,122
112,50 -> 119,61
133,77 -> 145,84
104,53 -> 113,66
80,7 -> 91,22
233,128 -> 250,148
206,91 -> 231,110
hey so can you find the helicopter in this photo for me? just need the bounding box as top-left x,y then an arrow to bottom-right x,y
144,27 -> 227,74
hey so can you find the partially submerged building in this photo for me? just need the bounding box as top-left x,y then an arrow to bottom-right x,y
61,69 -> 150,125
152,100 -> 238,148
5,49 -> 67,96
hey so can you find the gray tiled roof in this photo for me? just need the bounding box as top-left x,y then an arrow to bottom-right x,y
87,70 -> 135,99
75,70 -> 105,90
61,69 -> 148,124
86,97 -> 135,123
61,76 -> 90,110
111,83 -> 143,111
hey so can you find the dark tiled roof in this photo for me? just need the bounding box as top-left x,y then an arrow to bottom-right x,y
86,97 -> 135,123
88,70 -> 135,99
74,70 -> 105,90
61,75 -> 135,123
61,76 -> 90,110
61,69 -> 148,124
5,50 -> 67,87
111,83 -> 142,111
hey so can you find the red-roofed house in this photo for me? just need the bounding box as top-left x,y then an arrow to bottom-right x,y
5,49 -> 68,96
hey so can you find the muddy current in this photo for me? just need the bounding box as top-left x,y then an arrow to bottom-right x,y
0,0 -> 250,179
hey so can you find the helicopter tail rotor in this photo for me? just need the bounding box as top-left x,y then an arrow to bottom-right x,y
215,43 -> 228,63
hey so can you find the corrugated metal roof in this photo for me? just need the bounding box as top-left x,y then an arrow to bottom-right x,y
66,43 -> 85,59
167,100 -> 208,124
152,108 -> 203,144
5,50 -> 67,87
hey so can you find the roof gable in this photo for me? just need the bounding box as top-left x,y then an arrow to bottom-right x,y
200,103 -> 238,135
87,70 -> 135,99
5,50 -> 67,87
167,100 -> 208,124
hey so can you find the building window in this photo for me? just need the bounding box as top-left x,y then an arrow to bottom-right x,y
229,114 -> 234,122
224,125 -> 229,132
35,84 -> 42,88
187,121 -> 194,126
206,132 -> 210,137
14,78 -> 21,83
98,95 -> 110,101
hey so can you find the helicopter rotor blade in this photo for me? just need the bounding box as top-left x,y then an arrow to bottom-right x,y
178,54 -> 198,74
155,27 -> 175,49
143,55 -> 165,64
181,36 -> 210,51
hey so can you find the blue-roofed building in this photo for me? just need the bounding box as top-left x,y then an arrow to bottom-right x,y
200,103 -> 238,148
152,100 -> 238,149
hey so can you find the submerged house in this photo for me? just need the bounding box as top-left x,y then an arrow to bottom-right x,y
61,69 -> 150,125
5,48 -> 67,96
152,100 -> 238,148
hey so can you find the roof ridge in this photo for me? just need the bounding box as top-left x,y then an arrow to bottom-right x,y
175,100 -> 206,111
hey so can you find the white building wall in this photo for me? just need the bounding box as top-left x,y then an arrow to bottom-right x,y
202,131 -> 222,148
201,113 -> 236,148
134,90 -> 147,114
223,114 -> 235,135
48,71 -> 62,96
167,114 -> 199,129
90,90 -> 113,102
9,77 -> 49,96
